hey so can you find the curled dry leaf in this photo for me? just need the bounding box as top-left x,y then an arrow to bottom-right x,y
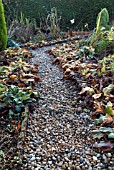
92,93 -> 102,99
64,68 -> 72,75
103,84 -> 114,96
94,103 -> 104,113
52,57 -> 62,64
62,63 -> 72,69
79,86 -> 95,95
22,66 -> 29,72
31,68 -> 39,73
18,83 -> 26,88
9,75 -> 17,80
16,121 -> 21,132
101,116 -> 114,127
93,141 -> 114,152
23,51 -> 32,58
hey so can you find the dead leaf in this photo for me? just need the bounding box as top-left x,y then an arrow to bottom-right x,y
64,68 -> 72,75
0,109 -> 8,117
9,75 -> 17,79
94,103 -> 104,113
23,66 -> 29,72
52,57 -> 61,64
92,93 -> 102,99
93,141 -> 114,152
101,116 -> 114,127
79,86 -> 95,94
31,68 -> 39,73
16,121 -> 21,132
53,105 -> 58,109
23,52 -> 32,58
18,83 -> 25,87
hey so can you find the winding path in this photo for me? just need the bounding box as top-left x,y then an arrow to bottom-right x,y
22,47 -> 113,170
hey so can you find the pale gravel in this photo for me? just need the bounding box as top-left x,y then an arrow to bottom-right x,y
21,46 -> 114,170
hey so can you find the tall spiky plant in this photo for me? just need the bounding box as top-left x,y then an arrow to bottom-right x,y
0,0 -> 7,51
96,8 -> 110,35
87,8 -> 112,54
47,7 -> 60,38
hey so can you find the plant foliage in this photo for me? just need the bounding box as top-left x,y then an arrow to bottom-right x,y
49,8 -> 114,151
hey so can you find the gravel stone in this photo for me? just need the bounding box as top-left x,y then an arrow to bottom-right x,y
20,46 -> 114,169
30,157 -> 36,161
107,153 -> 112,158
88,166 -> 93,170
93,156 -> 97,161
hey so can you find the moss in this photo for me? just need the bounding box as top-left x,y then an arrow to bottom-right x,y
0,0 -> 7,51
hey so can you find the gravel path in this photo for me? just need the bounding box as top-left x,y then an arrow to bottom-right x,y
22,47 -> 114,170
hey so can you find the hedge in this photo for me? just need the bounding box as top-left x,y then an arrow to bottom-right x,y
3,0 -> 114,30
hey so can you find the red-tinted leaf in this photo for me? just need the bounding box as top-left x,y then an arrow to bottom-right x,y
94,141 -> 114,152
101,116 -> 114,127
16,122 -> 21,132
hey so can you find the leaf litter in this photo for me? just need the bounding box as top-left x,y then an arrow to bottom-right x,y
48,36 -> 114,152
0,46 -> 40,169
0,31 -> 114,169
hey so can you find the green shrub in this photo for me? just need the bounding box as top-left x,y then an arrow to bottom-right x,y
0,0 -> 7,51
87,8 -> 114,54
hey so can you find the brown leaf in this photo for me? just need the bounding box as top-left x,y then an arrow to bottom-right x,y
101,116 -> 114,126
39,78 -> 43,82
11,121 -> 16,125
64,68 -> 72,75
33,75 -> 40,80
0,109 -> 8,117
23,66 -> 29,72
63,74 -> 69,78
94,141 -> 114,152
31,68 -> 39,73
52,57 -> 61,64
9,74 -> 17,79
94,103 -> 104,113
18,83 -> 25,87
53,105 -> 58,109
23,52 -> 32,58
16,121 -> 21,132
91,103 -> 104,117
92,93 -> 102,99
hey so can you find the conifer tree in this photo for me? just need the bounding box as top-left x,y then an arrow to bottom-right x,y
0,0 -> 7,51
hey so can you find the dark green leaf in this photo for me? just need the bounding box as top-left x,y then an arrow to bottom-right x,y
94,116 -> 106,125
100,127 -> 113,133
92,130 -> 104,139
108,133 -> 114,139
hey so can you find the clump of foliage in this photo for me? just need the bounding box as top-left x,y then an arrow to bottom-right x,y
0,46 -> 41,169
47,7 -> 61,38
49,8 -> 114,152
8,12 -> 37,43
40,7 -> 61,39
0,0 -> 7,51
0,47 -> 40,119
87,8 -> 114,54
0,84 -> 38,119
